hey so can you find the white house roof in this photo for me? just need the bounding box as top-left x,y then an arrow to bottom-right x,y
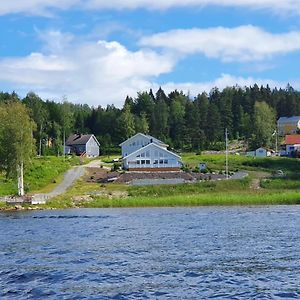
277,116 -> 300,124
119,132 -> 168,147
122,142 -> 181,160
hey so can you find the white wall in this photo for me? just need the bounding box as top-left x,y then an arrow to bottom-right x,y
86,137 -> 100,157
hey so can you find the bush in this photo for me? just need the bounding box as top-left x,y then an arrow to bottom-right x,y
201,168 -> 208,174
111,162 -> 122,171
192,166 -> 200,173
181,164 -> 191,172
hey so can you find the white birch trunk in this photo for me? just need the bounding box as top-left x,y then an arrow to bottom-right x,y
17,162 -> 24,196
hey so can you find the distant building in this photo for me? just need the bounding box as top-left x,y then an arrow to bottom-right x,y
246,147 -> 272,158
120,133 -> 182,171
280,135 -> 300,157
277,116 -> 300,136
65,134 -> 100,157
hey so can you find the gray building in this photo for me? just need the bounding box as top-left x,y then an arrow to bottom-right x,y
65,134 -> 100,157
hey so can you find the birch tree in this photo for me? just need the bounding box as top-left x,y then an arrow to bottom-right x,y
0,102 -> 36,196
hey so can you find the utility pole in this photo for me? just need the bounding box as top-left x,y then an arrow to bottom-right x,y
17,162 -> 24,196
275,129 -> 278,155
225,128 -> 229,179
39,123 -> 43,156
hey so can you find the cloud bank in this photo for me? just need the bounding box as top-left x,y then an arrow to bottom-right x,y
0,31 -> 174,106
1,26 -> 298,106
0,0 -> 299,15
140,25 -> 300,62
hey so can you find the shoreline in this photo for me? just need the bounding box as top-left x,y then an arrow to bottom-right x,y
1,191 -> 299,211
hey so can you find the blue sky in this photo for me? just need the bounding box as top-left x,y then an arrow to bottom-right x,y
1,1 -> 300,106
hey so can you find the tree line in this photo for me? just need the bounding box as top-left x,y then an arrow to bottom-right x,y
1,84 -> 300,157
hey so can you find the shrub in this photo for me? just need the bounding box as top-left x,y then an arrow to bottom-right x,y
111,162 -> 122,171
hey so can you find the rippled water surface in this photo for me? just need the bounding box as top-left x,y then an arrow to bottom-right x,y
0,206 -> 299,299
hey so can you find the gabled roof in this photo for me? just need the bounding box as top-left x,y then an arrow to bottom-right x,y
119,132 -> 168,147
284,135 -> 300,145
278,116 -> 300,123
66,134 -> 100,146
122,142 -> 181,160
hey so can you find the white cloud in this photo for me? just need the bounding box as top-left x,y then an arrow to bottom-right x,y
159,74 -> 286,97
1,30 -> 296,105
0,31 -> 174,106
0,0 -> 300,15
0,0 -> 78,16
140,25 -> 300,62
86,0 -> 299,14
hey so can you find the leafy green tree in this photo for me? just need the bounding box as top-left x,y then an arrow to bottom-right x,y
205,103 -> 222,145
23,92 -> 48,156
135,112 -> 149,134
250,101 -> 276,149
118,103 -> 135,140
0,102 -> 36,196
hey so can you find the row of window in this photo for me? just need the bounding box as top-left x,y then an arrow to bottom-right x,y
136,159 -> 169,165
136,150 -> 168,158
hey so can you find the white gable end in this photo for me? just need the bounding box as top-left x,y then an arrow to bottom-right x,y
120,133 -> 167,157
122,143 -> 181,170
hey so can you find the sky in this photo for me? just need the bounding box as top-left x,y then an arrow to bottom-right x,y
1,1 -> 300,107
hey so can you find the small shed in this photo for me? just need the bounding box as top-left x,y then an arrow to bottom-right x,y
246,148 -> 271,158
255,148 -> 269,158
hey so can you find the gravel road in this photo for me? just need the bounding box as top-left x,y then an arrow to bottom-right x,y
33,160 -> 101,203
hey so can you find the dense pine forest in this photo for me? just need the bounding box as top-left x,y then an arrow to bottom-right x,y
1,84 -> 300,154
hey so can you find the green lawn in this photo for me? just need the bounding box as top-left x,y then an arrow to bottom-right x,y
0,156 -> 81,196
181,152 -> 300,173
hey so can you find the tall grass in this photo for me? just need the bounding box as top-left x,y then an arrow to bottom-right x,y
85,190 -> 300,208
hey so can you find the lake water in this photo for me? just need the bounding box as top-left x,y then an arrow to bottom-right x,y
0,206 -> 299,299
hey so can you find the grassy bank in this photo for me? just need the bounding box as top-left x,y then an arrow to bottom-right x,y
0,156 -> 81,196
85,191 -> 300,208
2,153 -> 300,210
41,175 -> 300,209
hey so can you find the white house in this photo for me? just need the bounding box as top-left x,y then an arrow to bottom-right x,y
120,133 -> 182,171
119,133 -> 168,158
277,116 -> 300,136
280,135 -> 300,156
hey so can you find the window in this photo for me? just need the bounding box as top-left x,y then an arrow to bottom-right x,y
154,159 -> 158,164
146,160 -> 150,164
159,159 -> 164,164
164,159 -> 168,164
137,154 -> 140,158
141,160 -> 145,164
137,160 -> 140,165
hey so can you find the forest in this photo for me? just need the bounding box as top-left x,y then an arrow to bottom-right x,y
1,84 -> 300,155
